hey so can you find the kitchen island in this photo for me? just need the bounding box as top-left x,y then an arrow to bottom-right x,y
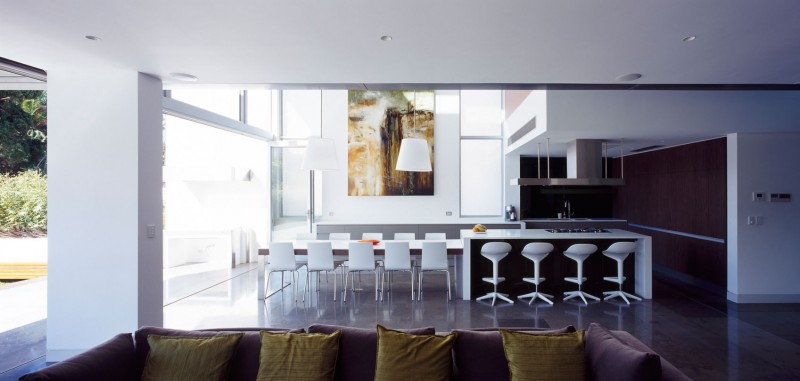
460,229 -> 651,301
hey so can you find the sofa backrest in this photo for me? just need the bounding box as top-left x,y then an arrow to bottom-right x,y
451,326 -> 576,381
308,324 -> 435,381
134,326 -> 301,381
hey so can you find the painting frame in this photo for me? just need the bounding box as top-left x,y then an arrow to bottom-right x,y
347,90 -> 435,196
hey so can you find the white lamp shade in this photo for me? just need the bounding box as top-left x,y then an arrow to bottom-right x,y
395,138 -> 432,172
302,137 -> 339,171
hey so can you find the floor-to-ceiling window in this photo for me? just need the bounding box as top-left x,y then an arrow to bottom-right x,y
163,89 -> 270,285
459,90 -> 504,217
270,90 -> 322,241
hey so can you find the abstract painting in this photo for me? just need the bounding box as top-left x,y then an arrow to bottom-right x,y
348,90 -> 434,196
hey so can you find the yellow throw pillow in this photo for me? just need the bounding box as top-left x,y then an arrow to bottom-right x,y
256,330 -> 341,381
500,329 -> 586,381
141,333 -> 243,381
374,324 -> 456,381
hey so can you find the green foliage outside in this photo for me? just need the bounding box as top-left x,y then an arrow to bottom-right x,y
0,170 -> 47,236
0,91 -> 47,236
0,91 -> 47,174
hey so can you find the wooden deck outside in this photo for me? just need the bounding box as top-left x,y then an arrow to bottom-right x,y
0,263 -> 47,280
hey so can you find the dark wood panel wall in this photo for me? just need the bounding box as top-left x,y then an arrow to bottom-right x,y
611,138 -> 727,287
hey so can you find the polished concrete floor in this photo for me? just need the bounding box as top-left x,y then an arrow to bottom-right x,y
3,264 -> 800,380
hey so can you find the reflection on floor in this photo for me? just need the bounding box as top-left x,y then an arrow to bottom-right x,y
3,263 -> 800,381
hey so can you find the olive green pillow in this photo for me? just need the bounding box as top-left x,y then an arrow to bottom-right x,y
256,330 -> 341,381
500,329 -> 586,381
374,324 -> 456,381
140,333 -> 243,381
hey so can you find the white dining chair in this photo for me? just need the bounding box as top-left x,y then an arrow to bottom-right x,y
393,232 -> 416,240
328,232 -> 351,240
362,232 -> 383,240
382,241 -> 414,300
423,232 -> 455,293
344,242 -> 380,302
424,232 -> 447,240
266,242 -> 303,300
305,241 -> 339,301
418,241 -> 451,300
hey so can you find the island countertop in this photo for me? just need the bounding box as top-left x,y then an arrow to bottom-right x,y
459,228 -> 652,300
461,228 -> 647,240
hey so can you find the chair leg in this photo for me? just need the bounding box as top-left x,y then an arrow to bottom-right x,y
411,269 -> 415,301
417,271 -> 423,301
304,271 -> 310,302
333,271 -> 337,301
446,270 -> 451,300
266,271 -> 271,297
343,272 -> 349,302
375,271 -> 380,301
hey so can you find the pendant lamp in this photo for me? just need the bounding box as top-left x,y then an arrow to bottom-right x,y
395,91 -> 432,172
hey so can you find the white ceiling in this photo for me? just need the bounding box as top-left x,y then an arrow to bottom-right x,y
2,1 -> 799,154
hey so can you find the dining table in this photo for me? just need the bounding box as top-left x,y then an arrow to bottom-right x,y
257,239 -> 464,300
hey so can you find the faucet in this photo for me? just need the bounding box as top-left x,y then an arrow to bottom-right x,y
564,200 -> 571,219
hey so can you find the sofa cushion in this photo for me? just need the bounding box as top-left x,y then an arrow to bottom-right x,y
452,326 -> 576,381
256,330 -> 341,381
140,333 -> 243,381
307,324 -> 435,381
20,333 -> 136,381
500,329 -> 586,381
585,323 -> 662,381
374,325 -> 456,381
134,326 -> 301,381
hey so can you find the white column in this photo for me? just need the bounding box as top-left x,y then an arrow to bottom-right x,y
47,65 -> 163,360
727,132 -> 800,303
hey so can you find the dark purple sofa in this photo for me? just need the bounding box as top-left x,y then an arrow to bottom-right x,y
20,323 -> 691,381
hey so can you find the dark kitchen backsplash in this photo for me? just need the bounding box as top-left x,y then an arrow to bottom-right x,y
519,156 -> 616,219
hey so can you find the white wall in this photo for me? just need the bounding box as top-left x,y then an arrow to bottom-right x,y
47,66 -> 163,360
320,90 -> 471,222
727,132 -> 800,303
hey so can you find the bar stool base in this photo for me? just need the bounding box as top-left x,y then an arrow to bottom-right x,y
477,292 -> 514,306
518,291 -> 554,305
603,290 -> 642,304
564,290 -> 600,305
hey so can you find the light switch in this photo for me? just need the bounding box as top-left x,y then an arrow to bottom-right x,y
769,193 -> 791,202
146,224 -> 156,238
445,211 -> 453,216
747,216 -> 756,225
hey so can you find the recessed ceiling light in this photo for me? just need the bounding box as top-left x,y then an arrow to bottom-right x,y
85,35 -> 101,41
380,35 -> 392,41
616,73 -> 642,82
170,72 -> 198,82
682,35 -> 697,42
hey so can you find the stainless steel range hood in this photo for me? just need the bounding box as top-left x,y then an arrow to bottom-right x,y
511,139 -> 625,186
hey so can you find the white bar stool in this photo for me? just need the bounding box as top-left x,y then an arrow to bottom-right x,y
476,242 -> 514,306
563,243 -> 600,305
518,242 -> 555,305
602,242 -> 642,304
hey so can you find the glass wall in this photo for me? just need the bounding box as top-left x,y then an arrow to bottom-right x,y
162,89 -> 270,281
269,90 -> 323,240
